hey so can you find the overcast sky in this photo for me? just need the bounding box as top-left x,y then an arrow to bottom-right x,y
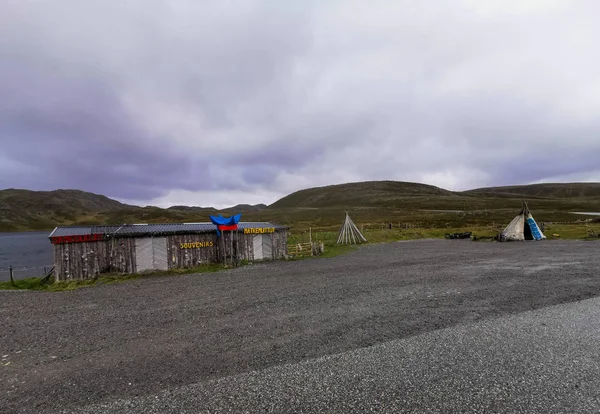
1,0 -> 599,208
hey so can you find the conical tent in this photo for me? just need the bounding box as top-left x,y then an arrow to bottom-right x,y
500,201 -> 546,241
337,212 -> 367,245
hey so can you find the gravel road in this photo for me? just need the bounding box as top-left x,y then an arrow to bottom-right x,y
1,239 -> 599,413
55,294 -> 600,414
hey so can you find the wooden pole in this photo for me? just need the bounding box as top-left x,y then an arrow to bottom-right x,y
345,219 -> 349,244
9,265 -> 15,286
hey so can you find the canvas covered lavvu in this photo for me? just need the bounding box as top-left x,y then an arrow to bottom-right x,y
500,201 -> 545,242
501,214 -> 525,241
526,213 -> 545,241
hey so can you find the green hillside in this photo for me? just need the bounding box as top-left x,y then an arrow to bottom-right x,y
1,181 -> 599,232
243,180 -> 600,232
168,203 -> 267,213
0,189 -> 130,232
464,182 -> 600,199
270,180 -> 455,209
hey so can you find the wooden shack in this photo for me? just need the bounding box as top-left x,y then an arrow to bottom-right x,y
48,222 -> 288,281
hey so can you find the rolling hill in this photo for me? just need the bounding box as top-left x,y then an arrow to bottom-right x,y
463,182 -> 600,199
168,203 -> 267,213
0,189 -> 132,232
252,181 -> 600,230
0,188 -> 128,211
1,181 -> 599,232
270,180 -> 455,209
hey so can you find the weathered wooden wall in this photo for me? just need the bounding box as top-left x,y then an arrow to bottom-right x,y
237,232 -> 253,262
53,229 -> 288,280
165,230 -> 288,266
53,238 -> 136,281
217,230 -> 288,263
270,230 -> 288,259
167,234 -> 218,268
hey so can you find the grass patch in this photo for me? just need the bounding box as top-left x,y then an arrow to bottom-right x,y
289,226 -> 493,249
285,243 -> 358,261
0,277 -> 51,291
319,244 -> 358,258
291,223 -> 600,244
543,223 -> 600,239
286,223 -> 600,258
286,227 -> 473,260
0,263 -> 235,292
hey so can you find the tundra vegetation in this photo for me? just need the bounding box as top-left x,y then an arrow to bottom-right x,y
1,181 -> 599,290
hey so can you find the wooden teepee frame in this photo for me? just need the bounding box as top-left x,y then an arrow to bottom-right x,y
337,211 -> 367,245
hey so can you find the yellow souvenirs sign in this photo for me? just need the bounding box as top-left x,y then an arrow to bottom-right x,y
243,227 -> 275,234
180,241 -> 214,249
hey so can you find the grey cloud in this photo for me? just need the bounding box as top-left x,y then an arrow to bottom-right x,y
0,62 -> 194,199
1,0 -> 599,207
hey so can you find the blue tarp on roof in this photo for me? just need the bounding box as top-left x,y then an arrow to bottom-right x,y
208,214 -> 241,226
209,214 -> 242,236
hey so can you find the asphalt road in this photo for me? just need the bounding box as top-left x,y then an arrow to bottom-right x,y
56,295 -> 600,414
1,239 -> 600,413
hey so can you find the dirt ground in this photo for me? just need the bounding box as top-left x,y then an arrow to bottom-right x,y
1,239 -> 600,413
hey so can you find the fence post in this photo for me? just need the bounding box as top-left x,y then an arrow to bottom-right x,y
9,265 -> 15,286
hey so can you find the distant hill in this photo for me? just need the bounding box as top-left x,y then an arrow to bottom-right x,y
463,183 -> 600,199
269,180 -> 600,209
1,180 -> 599,232
0,188 -> 127,211
270,180 -> 454,209
0,189 -> 132,231
224,203 -> 267,212
167,205 -> 214,212
168,204 -> 267,213
0,189 -> 267,232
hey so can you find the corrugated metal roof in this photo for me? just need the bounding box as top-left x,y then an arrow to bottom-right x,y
49,222 -> 287,238
50,226 -> 95,237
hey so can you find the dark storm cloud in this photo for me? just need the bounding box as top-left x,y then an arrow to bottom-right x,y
0,62 -> 195,199
1,0 -> 599,207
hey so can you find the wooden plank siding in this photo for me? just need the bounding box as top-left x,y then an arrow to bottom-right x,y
52,229 -> 288,281
166,231 -> 287,266
53,238 -> 136,281
273,230 -> 288,259
167,234 -> 218,269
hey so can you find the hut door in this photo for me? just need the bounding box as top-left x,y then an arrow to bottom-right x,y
262,235 -> 273,259
135,238 -> 154,272
253,234 -> 264,260
152,237 -> 168,271
135,237 -> 168,272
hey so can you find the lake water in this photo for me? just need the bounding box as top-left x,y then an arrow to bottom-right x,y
571,212 -> 600,216
0,231 -> 53,281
